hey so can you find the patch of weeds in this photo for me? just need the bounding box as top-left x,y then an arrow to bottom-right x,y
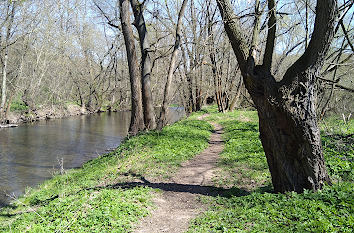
189,183 -> 353,233
121,119 -> 212,177
320,116 -> 354,135
321,132 -> 353,183
10,100 -> 28,112
200,105 -> 219,114
2,187 -> 153,232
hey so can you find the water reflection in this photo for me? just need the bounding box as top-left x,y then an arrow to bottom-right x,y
0,108 -> 185,206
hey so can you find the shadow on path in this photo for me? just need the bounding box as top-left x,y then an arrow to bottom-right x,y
100,173 -> 250,198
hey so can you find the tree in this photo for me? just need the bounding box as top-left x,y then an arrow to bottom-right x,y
0,1 -> 16,118
130,0 -> 156,130
119,0 -> 145,134
217,0 -> 339,193
158,0 -> 188,130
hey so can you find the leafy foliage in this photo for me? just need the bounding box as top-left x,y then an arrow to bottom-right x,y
10,100 -> 28,111
189,183 -> 353,233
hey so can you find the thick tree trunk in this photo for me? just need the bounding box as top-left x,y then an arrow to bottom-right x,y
258,105 -> 330,192
119,0 -> 145,135
130,0 -> 156,130
217,0 -> 338,192
247,69 -> 331,192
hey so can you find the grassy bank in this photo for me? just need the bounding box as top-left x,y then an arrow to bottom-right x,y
188,108 -> 353,232
0,115 -> 212,232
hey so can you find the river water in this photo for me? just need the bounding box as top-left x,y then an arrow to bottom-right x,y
0,108 -> 184,206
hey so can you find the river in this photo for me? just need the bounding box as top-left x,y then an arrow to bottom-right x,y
0,108 -> 185,206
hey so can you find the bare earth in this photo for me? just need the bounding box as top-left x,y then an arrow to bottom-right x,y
133,115 -> 224,233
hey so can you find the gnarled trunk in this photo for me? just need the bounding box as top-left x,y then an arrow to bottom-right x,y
249,69 -> 330,192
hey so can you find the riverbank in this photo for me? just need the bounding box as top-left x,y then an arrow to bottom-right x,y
1,107 -> 353,232
4,103 -> 92,125
0,113 -> 212,231
3,103 -> 182,125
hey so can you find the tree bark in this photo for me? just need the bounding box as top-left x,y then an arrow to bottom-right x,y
158,0 -> 188,130
0,52 -> 8,112
195,62 -> 203,111
4,91 -> 13,120
130,0 -> 156,130
217,0 -> 337,193
0,2 -> 16,116
119,0 -> 145,135
229,78 -> 243,111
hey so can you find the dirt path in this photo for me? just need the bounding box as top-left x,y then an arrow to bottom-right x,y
133,115 -> 223,233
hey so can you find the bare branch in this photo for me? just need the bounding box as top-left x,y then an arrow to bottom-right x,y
282,0 -> 338,84
216,0 -> 248,75
263,0 -> 276,71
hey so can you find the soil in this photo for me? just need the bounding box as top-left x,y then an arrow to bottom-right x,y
133,114 -> 224,233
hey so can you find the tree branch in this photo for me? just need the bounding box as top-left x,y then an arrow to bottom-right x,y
249,0 -> 261,58
93,1 -> 122,31
320,79 -> 354,93
340,20 -> 354,52
263,0 -> 276,71
216,0 -> 248,75
282,0 -> 338,84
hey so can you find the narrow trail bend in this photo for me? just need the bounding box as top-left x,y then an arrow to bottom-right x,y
133,115 -> 224,233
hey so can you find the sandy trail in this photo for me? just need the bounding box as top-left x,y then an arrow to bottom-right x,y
133,115 -> 223,233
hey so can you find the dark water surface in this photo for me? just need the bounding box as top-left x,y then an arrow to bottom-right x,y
0,108 -> 184,206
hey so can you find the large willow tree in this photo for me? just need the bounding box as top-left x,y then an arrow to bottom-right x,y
217,0 -> 339,193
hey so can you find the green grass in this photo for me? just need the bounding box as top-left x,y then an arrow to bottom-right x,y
320,115 -> 354,135
189,183 -> 353,233
0,118 -> 212,232
188,107 -> 354,233
321,121 -> 354,183
10,100 -> 28,111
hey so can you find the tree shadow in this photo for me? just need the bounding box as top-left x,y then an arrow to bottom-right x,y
254,184 -> 274,194
0,173 -> 276,219
11,172 -> 251,209
0,199 -> 17,216
101,174 -> 250,198
1,170 -> 277,219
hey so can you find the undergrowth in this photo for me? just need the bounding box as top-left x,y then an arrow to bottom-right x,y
0,119 -> 212,232
188,107 -> 354,233
10,100 -> 29,112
